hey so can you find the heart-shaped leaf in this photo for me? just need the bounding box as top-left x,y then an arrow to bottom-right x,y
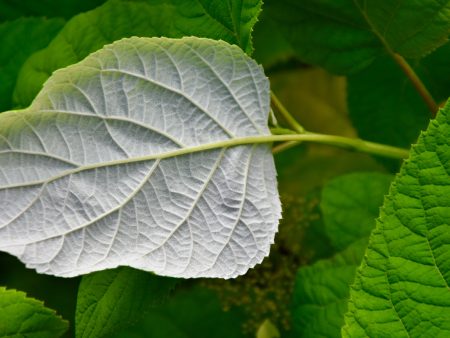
0,37 -> 281,279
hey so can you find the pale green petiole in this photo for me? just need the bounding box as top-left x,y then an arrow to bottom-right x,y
20,132 -> 410,188
269,91 -> 408,159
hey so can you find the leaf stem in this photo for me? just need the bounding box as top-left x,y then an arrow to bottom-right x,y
270,91 -> 305,133
269,92 -> 408,158
353,0 -> 438,116
2,132 -> 409,190
390,53 -> 438,116
353,0 -> 439,117
272,132 -> 409,159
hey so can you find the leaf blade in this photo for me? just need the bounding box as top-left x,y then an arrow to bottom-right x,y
76,267 -> 176,338
292,172 -> 392,338
0,17 -> 64,111
0,287 -> 68,338
263,0 -> 450,74
292,239 -> 368,338
111,286 -> 247,338
321,172 -> 393,251
0,37 -> 281,279
343,100 -> 450,337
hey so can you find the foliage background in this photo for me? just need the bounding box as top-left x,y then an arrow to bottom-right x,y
0,0 -> 449,337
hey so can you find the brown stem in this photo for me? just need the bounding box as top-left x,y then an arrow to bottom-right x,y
353,0 -> 438,117
391,53 -> 438,116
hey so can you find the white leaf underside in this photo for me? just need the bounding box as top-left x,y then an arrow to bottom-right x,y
0,37 -> 281,278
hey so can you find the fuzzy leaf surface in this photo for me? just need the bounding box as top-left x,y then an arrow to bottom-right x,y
0,287 -> 68,338
0,37 -> 280,279
343,101 -> 450,337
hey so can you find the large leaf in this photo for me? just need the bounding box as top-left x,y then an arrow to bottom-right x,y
292,173 -> 392,338
343,101 -> 450,337
0,287 -> 68,338
0,37 -> 280,279
76,267 -> 176,338
13,0 -> 262,107
0,17 -> 64,111
263,0 -> 450,74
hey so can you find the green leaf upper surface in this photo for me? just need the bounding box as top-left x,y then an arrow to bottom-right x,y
354,0 -> 450,59
263,0 -> 450,74
0,287 -> 68,338
292,240 -> 368,338
343,101 -> 450,337
112,286 -> 247,338
292,173 -> 392,338
0,17 -> 64,111
13,0 -> 261,107
321,173 -> 393,251
76,267 -> 176,338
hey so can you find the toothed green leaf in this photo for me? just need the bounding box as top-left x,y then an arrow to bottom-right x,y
0,287 -> 68,338
343,100 -> 450,337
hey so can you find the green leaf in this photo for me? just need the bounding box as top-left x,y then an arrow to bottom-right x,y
0,17 -> 64,111
111,286 -> 247,338
0,0 -> 106,21
0,37 -> 281,279
0,287 -> 68,338
292,172 -> 392,338
252,8 -> 293,67
292,239 -> 368,338
263,0 -> 450,74
13,0 -> 262,107
348,43 -> 450,151
348,56 -> 429,150
419,42 -> 450,102
193,0 -> 262,54
321,172 -> 393,250
343,101 -> 450,337
76,267 -> 176,338
347,44 -> 450,173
